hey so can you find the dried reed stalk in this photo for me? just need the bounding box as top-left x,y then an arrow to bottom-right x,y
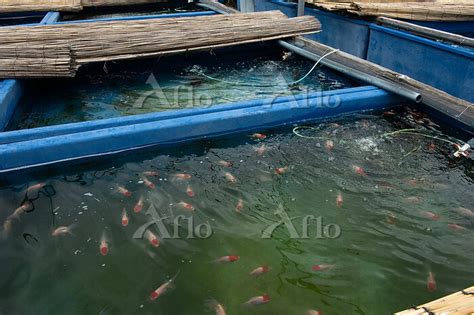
0,11 -> 321,78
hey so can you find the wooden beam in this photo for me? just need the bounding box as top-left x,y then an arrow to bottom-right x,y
376,17 -> 474,48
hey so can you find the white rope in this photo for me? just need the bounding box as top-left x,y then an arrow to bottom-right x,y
191,48 -> 340,87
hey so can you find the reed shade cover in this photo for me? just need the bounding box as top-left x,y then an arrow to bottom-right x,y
396,286 -> 474,314
305,1 -> 474,21
0,0 -> 171,13
0,11 -> 321,78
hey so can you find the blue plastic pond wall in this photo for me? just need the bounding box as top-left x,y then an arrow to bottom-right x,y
0,86 -> 402,173
252,0 -> 474,104
0,12 -> 60,131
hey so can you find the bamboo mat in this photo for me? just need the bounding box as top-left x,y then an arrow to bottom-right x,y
0,11 -> 321,78
305,0 -> 474,21
396,286 -> 474,315
0,0 -> 82,13
0,0 -> 172,13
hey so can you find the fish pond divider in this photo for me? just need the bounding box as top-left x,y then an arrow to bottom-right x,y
0,2 -> 468,174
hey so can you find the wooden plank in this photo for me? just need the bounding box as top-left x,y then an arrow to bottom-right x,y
285,37 -> 473,130
376,17 -> 474,48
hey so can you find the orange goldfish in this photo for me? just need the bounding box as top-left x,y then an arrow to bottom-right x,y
174,173 -> 192,180
325,140 -> 334,151
224,172 -> 237,183
251,133 -> 267,140
214,255 -> 239,263
422,211 -> 440,221
52,224 -> 76,237
145,230 -> 160,247
100,233 -> 109,256
217,160 -> 233,167
244,294 -> 270,306
249,265 -> 270,277
150,272 -> 179,301
186,186 -> 195,197
134,197 -> 144,213
178,201 -> 194,211
26,183 -> 45,194
142,177 -> 156,189
427,272 -> 437,292
121,208 -> 129,227
275,166 -> 288,175
117,186 -> 131,197
206,299 -> 226,315
336,192 -> 343,208
352,165 -> 367,176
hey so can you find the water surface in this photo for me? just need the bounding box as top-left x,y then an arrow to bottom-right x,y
0,109 -> 472,315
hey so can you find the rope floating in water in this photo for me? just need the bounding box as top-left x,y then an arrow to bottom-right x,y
191,48 -> 340,88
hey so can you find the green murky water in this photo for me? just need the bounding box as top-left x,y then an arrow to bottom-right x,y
0,108 -> 472,315
8,50 -> 352,130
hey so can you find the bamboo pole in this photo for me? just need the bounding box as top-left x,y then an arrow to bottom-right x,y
285,37 -> 473,130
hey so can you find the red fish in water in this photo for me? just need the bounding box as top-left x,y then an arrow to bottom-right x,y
186,186 -> 195,197
448,223 -> 465,231
145,230 -> 160,247
178,201 -> 195,211
427,143 -> 436,152
336,192 -> 343,208
325,140 -> 334,151
174,173 -> 192,180
206,299 -> 226,315
251,133 -> 267,140
214,255 -> 240,263
143,171 -> 159,177
312,264 -> 334,271
256,144 -> 267,156
121,208 -> 129,227
306,310 -> 323,315
352,165 -> 367,176
9,202 -> 31,221
52,224 -> 76,237
142,177 -> 156,189
235,199 -> 244,213
244,294 -> 270,306
134,197 -> 144,213
275,166 -> 288,175
26,183 -> 46,194
217,160 -> 233,168
117,186 -> 132,197
100,233 -> 109,256
224,172 -> 237,183
422,211 -> 440,221
249,265 -> 270,277
150,272 -> 179,301
455,207 -> 474,219
427,272 -> 437,292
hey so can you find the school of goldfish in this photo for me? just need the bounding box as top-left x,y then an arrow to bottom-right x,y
1,127 -> 472,314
